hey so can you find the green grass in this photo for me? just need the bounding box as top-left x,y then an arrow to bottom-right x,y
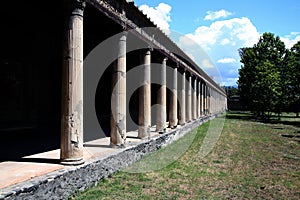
72,112 -> 300,199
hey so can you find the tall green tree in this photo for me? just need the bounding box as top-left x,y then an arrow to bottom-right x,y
287,41 -> 300,116
255,33 -> 286,115
238,47 -> 258,110
238,33 -> 286,118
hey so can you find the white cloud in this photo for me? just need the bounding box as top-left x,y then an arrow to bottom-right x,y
281,32 -> 300,49
204,10 -> 233,21
201,59 -> 215,69
139,3 -> 172,35
220,78 -> 239,87
176,16 -> 260,86
291,32 -> 299,35
179,17 -> 260,52
217,58 -> 237,64
221,38 -> 230,45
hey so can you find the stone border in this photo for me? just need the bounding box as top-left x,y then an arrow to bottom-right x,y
0,115 -> 219,200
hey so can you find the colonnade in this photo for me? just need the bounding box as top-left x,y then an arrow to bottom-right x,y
60,0 -> 227,165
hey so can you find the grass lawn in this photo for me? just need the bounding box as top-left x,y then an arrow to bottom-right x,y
72,111 -> 300,199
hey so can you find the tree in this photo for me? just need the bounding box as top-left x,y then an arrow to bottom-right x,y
238,33 -> 286,119
253,61 -> 281,117
238,47 -> 258,111
287,41 -> 300,116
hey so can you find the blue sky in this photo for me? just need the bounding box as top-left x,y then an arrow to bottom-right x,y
134,0 -> 300,86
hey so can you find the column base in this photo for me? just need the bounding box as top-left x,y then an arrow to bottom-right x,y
60,158 -> 84,166
157,128 -> 166,134
138,126 -> 150,139
110,143 -> 126,149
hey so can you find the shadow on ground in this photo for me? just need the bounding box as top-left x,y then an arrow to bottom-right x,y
226,111 -> 300,128
0,128 -> 60,163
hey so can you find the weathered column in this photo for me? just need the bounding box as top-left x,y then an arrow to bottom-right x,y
213,90 -> 216,114
201,81 -> 204,116
218,92 -> 220,112
179,70 -> 186,125
203,83 -> 207,115
169,65 -> 178,128
211,89 -> 213,114
210,88 -> 213,114
225,95 -> 228,110
186,74 -> 192,122
198,80 -> 201,118
138,50 -> 151,138
212,89 -> 214,113
60,0 -> 85,165
207,87 -> 211,114
216,91 -> 218,113
192,78 -> 197,120
156,58 -> 167,133
110,33 -> 127,147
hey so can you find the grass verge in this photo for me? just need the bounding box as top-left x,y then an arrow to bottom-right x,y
72,112 -> 300,199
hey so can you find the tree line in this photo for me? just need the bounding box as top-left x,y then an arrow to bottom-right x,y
237,32 -> 300,118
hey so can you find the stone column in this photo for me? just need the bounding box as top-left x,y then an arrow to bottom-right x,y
207,87 -> 211,114
156,58 -> 167,133
169,65 -> 178,128
211,88 -> 213,114
201,81 -> 204,116
210,89 -> 213,114
212,89 -> 214,114
218,92 -> 220,112
138,50 -> 151,138
198,80 -> 201,118
203,83 -> 207,115
179,70 -> 186,125
186,74 -> 192,122
210,88 -> 217,113
110,33 -> 127,147
60,0 -> 85,165
192,78 -> 197,120
216,91 -> 218,113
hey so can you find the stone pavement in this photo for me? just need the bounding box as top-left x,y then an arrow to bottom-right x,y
0,116 -> 212,199
0,127 -> 160,190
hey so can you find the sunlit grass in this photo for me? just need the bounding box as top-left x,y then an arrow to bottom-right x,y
72,112 -> 300,199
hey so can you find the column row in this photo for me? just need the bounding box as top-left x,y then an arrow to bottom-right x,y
60,2 -> 227,165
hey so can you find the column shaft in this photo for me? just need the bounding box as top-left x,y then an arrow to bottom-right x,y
186,75 -> 192,122
198,81 -> 201,118
111,33 -> 127,146
207,87 -> 211,114
203,84 -> 207,115
179,71 -> 186,125
169,66 -> 178,128
60,0 -> 85,165
138,50 -> 151,138
192,78 -> 197,120
201,82 -> 204,116
156,58 -> 167,132
210,88 -> 212,113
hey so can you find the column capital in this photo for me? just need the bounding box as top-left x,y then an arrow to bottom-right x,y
181,67 -> 187,72
147,46 -> 154,52
67,0 -> 86,17
162,57 -> 168,63
141,48 -> 152,55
